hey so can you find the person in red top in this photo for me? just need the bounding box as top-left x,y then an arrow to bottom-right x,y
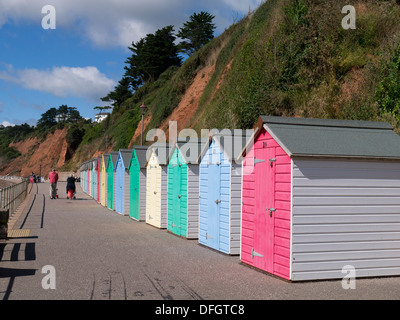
49,169 -> 59,199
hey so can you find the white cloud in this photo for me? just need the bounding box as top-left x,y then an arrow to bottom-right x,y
0,65 -> 116,100
1,120 -> 15,127
0,0 -> 261,48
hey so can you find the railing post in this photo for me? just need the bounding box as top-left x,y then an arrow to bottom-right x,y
0,208 -> 9,239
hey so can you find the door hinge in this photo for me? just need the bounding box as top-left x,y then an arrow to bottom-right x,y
254,158 -> 265,164
252,248 -> 264,259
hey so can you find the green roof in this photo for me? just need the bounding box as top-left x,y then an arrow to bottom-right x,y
108,151 -> 119,169
259,116 -> 400,159
132,145 -> 149,168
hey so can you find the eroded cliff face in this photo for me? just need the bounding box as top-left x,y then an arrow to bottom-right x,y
0,128 -> 70,178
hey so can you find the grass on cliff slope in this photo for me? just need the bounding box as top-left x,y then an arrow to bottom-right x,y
73,0 -> 400,168
196,0 -> 400,131
75,17 -> 243,156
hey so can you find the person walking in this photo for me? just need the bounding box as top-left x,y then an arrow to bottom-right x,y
49,169 -> 59,199
66,174 -> 76,199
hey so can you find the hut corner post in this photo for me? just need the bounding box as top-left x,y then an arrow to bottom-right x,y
0,208 -> 9,239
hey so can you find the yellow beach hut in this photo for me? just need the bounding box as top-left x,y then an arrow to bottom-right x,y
101,154 -> 109,207
145,143 -> 171,229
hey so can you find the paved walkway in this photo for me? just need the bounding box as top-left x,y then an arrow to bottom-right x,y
1,182 -> 400,301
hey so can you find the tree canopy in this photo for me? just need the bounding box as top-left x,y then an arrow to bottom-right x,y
124,25 -> 182,91
177,11 -> 216,56
36,105 -> 82,129
101,13 -> 215,107
101,77 -> 133,108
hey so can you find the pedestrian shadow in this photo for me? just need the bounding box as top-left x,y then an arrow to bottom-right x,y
0,242 -> 37,300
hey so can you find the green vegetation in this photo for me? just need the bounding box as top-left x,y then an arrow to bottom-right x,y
196,0 -> 400,130
0,123 -> 34,161
5,1 -> 400,172
36,105 -> 82,131
76,0 -> 400,164
177,11 -> 216,56
376,44 -> 400,117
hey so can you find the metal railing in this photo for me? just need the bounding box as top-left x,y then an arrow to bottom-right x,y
0,177 -> 29,216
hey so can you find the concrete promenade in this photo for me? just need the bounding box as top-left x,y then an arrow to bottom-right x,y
1,182 -> 400,301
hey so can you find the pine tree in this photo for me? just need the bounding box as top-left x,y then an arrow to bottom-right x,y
177,11 -> 216,56
101,77 -> 133,107
124,25 -> 181,90
37,107 -> 58,128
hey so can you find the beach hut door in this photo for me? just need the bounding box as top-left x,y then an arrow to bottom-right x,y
253,146 -> 275,273
170,160 -> 183,236
116,161 -> 124,214
130,163 -> 140,220
107,165 -> 113,208
206,161 -> 221,249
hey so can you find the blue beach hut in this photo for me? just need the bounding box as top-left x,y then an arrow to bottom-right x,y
198,129 -> 253,255
115,149 -> 132,215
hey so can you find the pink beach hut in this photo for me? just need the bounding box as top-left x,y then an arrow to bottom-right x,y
241,116 -> 400,281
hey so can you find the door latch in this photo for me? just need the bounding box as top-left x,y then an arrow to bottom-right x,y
215,199 -> 221,204
269,158 -> 276,167
268,208 -> 276,217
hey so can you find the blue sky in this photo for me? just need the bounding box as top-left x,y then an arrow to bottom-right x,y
0,0 -> 262,127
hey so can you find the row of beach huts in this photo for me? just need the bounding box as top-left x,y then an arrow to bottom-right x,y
79,116 -> 400,281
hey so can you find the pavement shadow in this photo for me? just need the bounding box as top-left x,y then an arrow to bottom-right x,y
0,243 -> 37,300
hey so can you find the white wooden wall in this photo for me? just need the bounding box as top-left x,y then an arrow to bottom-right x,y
187,164 -> 200,239
291,158 -> 400,281
229,162 -> 242,255
138,168 -> 147,221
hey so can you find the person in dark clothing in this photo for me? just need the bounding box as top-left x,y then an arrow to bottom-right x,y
66,174 -> 76,199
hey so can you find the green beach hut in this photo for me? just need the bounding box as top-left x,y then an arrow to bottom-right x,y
167,138 -> 206,239
128,146 -> 149,221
